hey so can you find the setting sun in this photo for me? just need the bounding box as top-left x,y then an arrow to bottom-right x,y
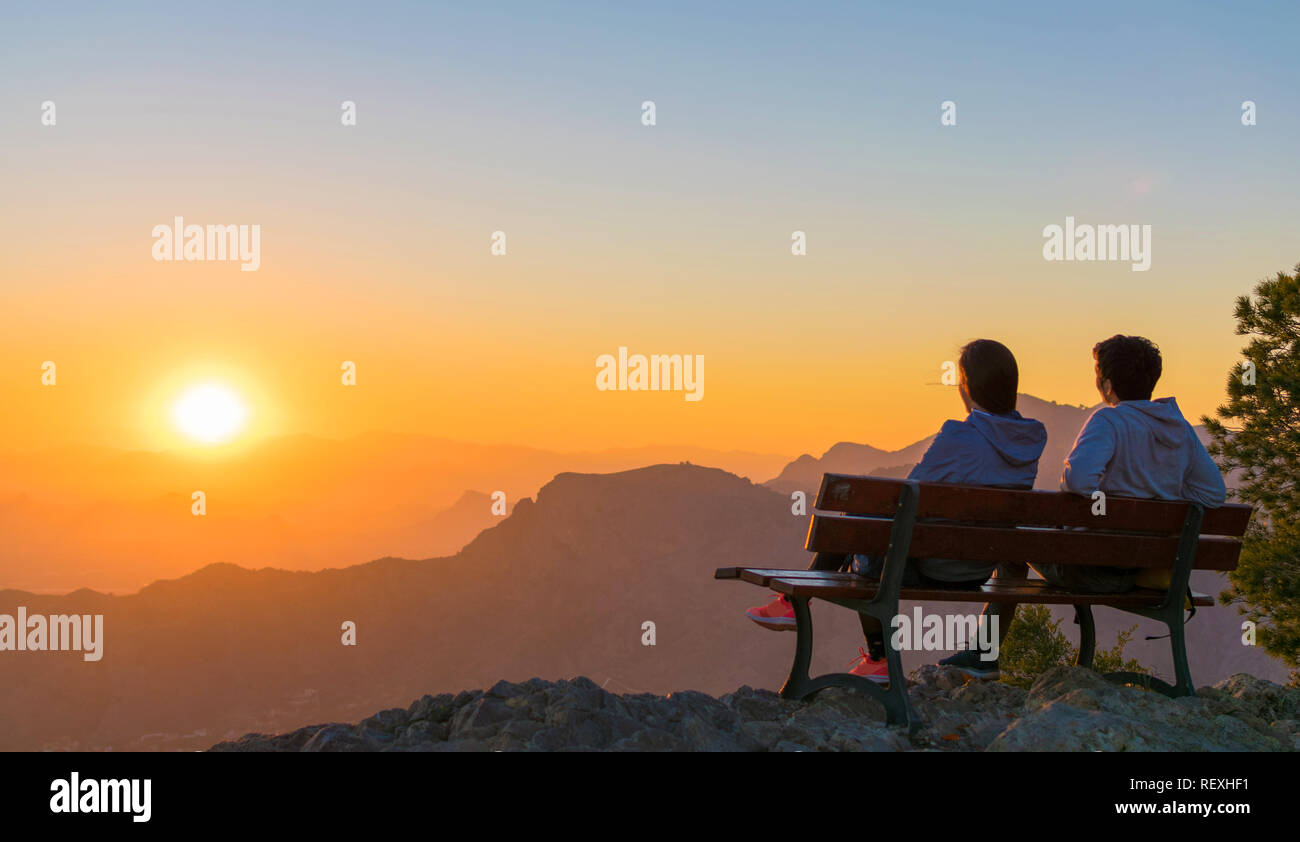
171,383 -> 249,444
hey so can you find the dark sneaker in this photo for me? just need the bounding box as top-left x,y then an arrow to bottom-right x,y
939,648 -> 999,680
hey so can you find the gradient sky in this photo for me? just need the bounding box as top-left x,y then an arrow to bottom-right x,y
2,1 -> 1297,456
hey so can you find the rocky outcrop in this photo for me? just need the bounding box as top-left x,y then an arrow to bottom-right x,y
209,667 -> 1299,752
989,669 -> 1298,751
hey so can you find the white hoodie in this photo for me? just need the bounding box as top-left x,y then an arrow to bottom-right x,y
1060,397 -> 1226,507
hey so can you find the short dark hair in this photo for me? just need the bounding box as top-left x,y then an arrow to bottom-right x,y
1093,335 -> 1162,401
959,339 -> 1018,414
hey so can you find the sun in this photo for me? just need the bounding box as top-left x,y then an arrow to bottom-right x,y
171,383 -> 249,444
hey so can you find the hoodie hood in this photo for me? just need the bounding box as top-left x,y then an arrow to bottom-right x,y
907,408 -> 1047,489
967,410 -> 1048,468
1110,397 -> 1187,448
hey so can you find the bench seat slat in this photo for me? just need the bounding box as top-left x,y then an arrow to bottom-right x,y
722,569 -> 1214,607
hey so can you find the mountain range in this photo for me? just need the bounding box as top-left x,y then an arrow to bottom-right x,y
768,394 -> 1130,497
0,459 -> 1282,752
0,435 -> 788,593
3,391 -> 1274,751
0,393 -> 1107,594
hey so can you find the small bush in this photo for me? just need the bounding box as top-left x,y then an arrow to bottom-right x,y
998,604 -> 1151,689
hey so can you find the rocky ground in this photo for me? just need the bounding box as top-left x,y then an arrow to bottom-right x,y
209,666 -> 1300,752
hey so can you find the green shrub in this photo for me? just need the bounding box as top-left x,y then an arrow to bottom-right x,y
998,604 -> 1150,689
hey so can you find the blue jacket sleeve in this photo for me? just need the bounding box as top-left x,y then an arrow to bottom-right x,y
1181,430 -> 1227,508
907,423 -> 967,483
1061,413 -> 1115,496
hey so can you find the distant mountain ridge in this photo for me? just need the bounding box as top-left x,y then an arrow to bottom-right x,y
5,392 -> 1206,593
0,462 -> 1280,752
0,465 -> 813,750
764,393 -> 1214,497
0,435 -> 791,593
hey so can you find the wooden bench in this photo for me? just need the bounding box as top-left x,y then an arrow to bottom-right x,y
716,474 -> 1253,732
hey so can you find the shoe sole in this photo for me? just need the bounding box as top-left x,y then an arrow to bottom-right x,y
746,613 -> 797,631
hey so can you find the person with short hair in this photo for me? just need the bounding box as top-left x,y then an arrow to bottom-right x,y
1035,335 -> 1227,593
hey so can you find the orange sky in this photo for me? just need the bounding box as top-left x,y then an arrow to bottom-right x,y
4,4 -> 1293,460
0,229 -> 1266,459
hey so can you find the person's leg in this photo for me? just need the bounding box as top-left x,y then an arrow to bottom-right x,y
916,564 -> 1007,678
857,559 -> 988,658
746,552 -> 849,630
860,614 -> 885,658
849,555 -> 888,656
983,562 -> 1027,647
844,559 -> 990,682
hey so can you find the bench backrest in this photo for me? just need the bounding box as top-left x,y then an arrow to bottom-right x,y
807,474 -> 1252,571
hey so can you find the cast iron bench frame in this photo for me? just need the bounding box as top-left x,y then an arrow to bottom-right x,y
715,474 -> 1252,733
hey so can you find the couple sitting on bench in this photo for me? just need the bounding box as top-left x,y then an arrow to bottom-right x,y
745,335 -> 1228,683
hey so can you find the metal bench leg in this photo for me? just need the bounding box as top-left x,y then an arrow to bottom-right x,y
1073,604 -> 1095,669
1105,504 -> 1202,698
1092,606 -> 1196,698
779,596 -> 815,700
1167,610 -> 1195,697
878,619 -> 920,733
774,481 -> 924,735
777,596 -> 918,731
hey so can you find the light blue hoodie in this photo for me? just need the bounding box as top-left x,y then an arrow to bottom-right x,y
1060,398 -> 1226,507
895,409 -> 1048,581
908,409 -> 1048,488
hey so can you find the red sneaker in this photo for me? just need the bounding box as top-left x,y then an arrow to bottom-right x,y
745,594 -> 798,631
847,647 -> 890,684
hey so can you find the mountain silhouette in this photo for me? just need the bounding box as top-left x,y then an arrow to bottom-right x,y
0,461 -> 1282,751
764,393 -> 1211,496
0,435 -> 789,593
